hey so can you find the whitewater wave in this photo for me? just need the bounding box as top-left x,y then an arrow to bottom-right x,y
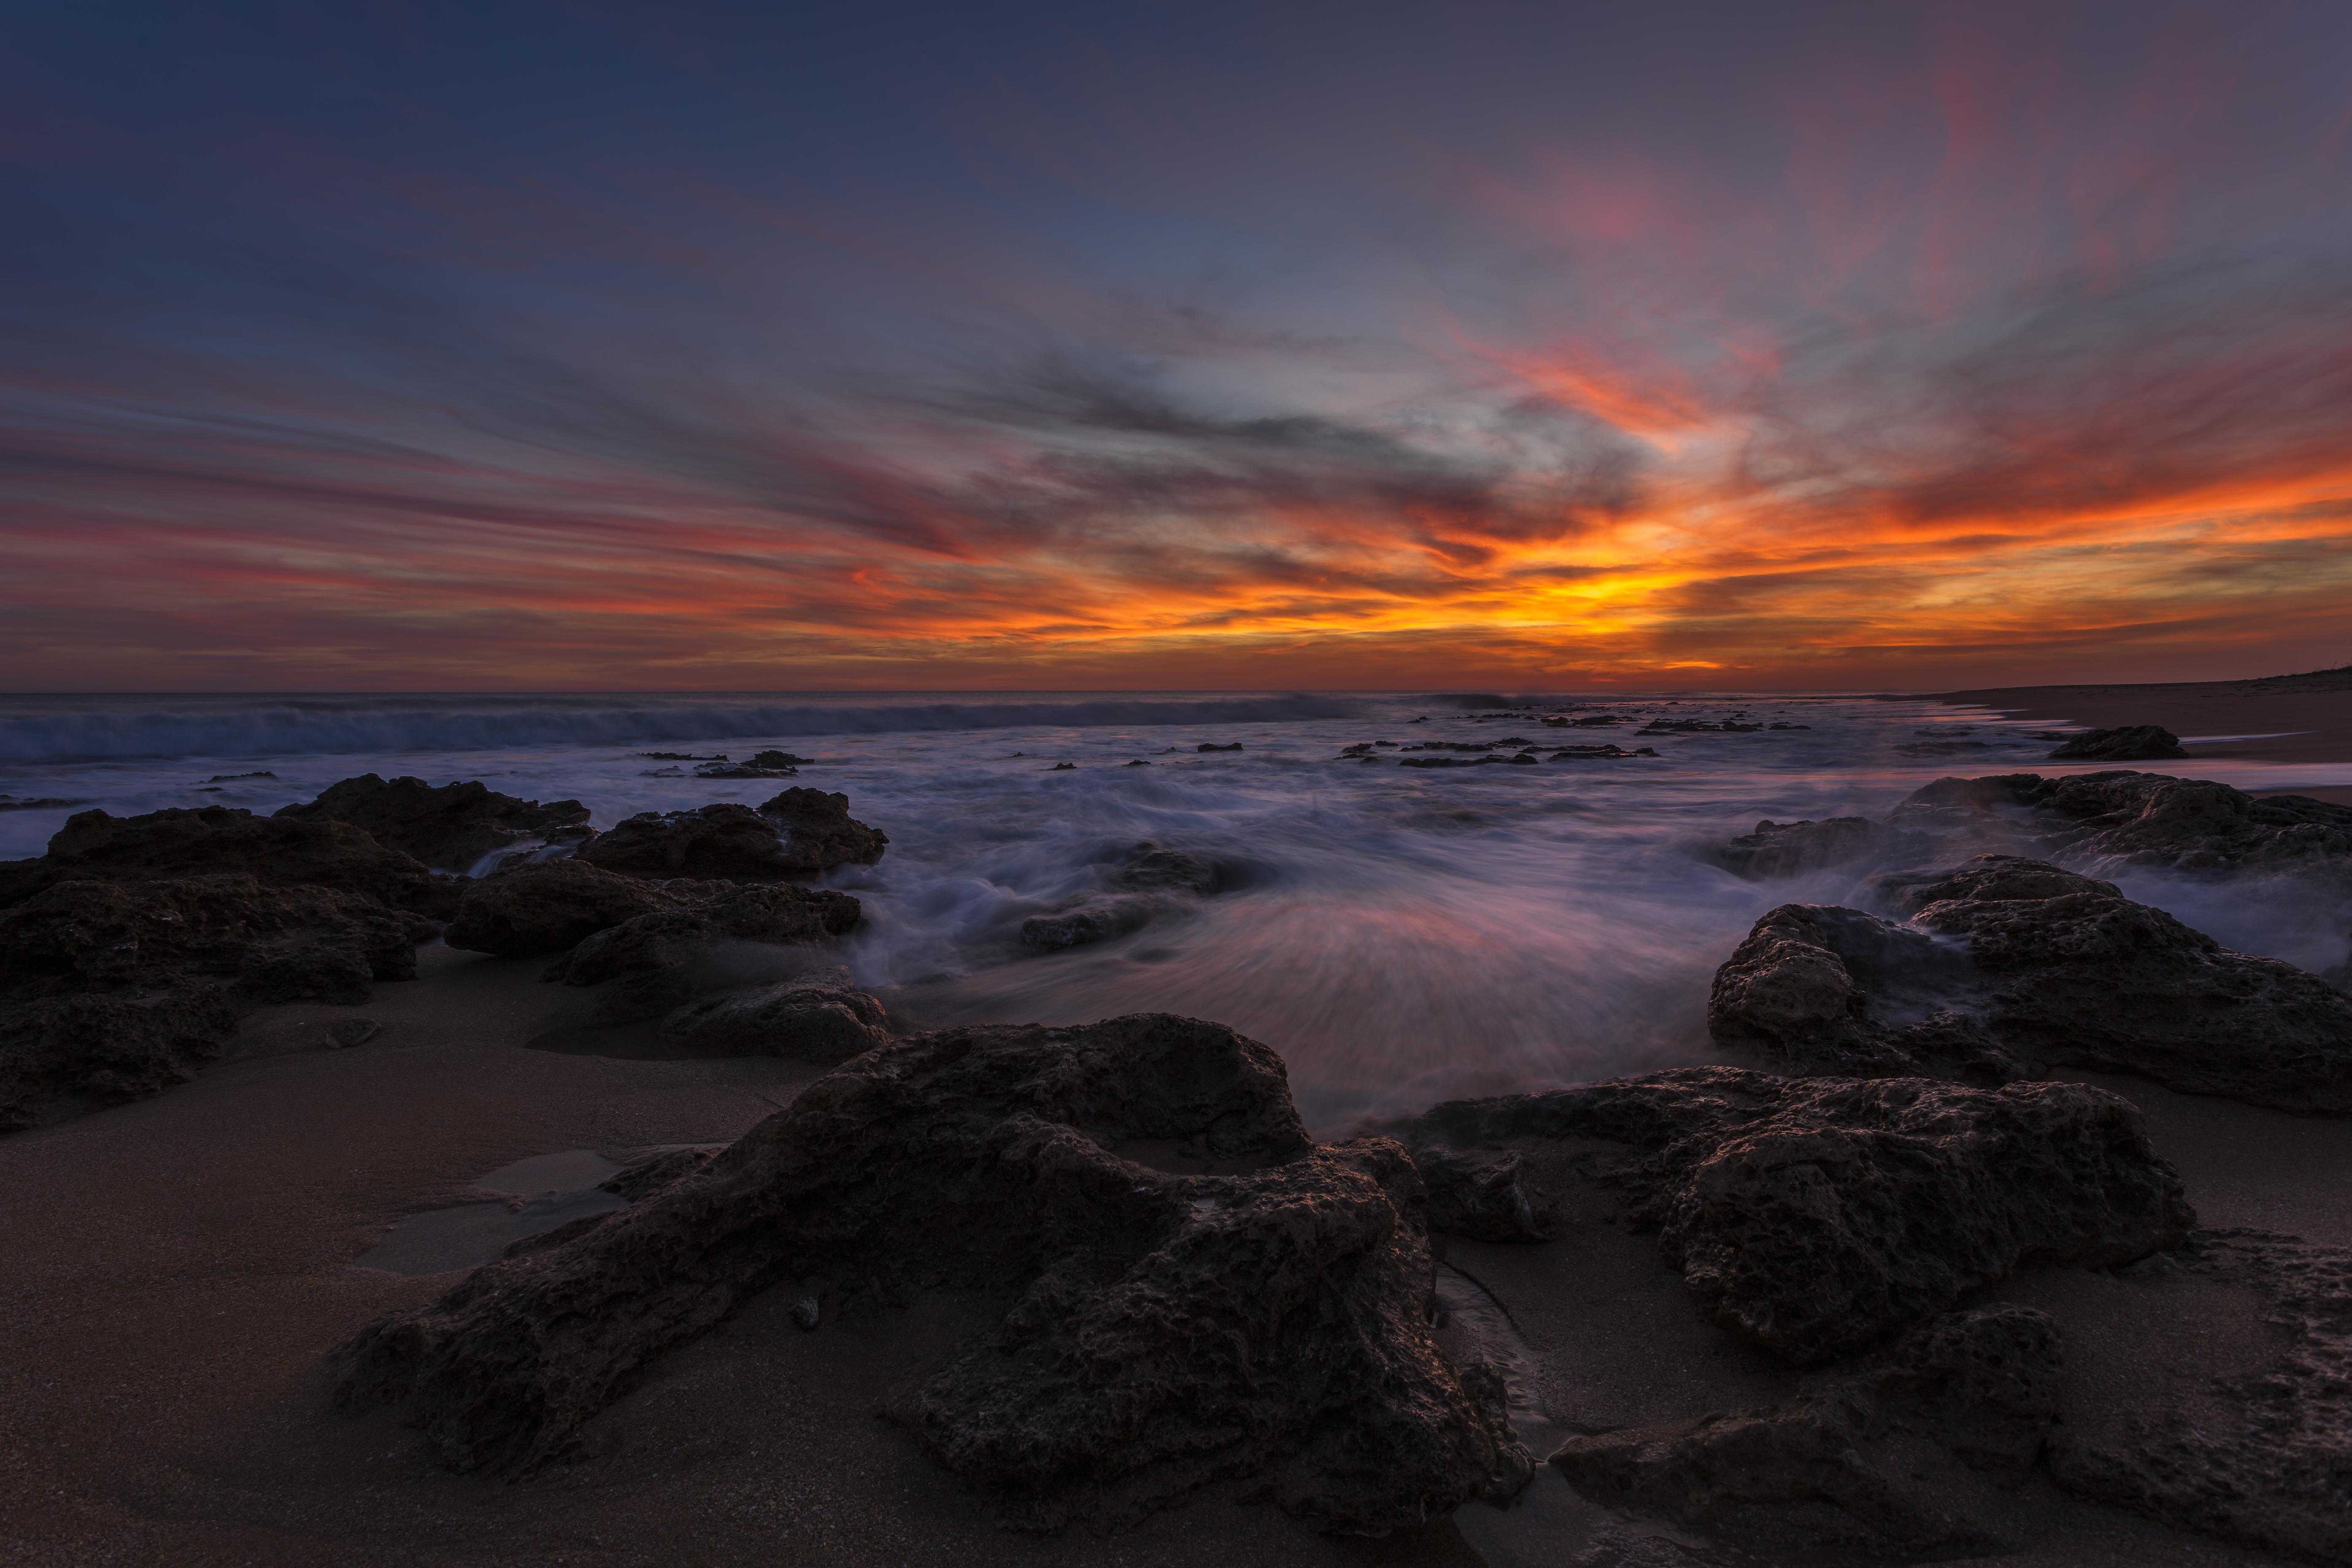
0,692 -> 1377,765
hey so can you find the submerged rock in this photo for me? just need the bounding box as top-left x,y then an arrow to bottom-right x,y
657,982 -> 888,1062
442,860 -> 719,958
1716,817 -> 1934,879
1115,842 -> 1221,895
331,1014 -> 1529,1532
1019,898 -> 1153,950
274,775 -> 591,871
1708,855 -> 2352,1110
2046,725 -> 2188,761
550,885 -> 864,1023
1397,1066 -> 2189,1364
0,805 -> 451,916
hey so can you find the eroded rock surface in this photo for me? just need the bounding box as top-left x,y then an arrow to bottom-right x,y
1710,855 -> 2352,1110
1716,817 -> 1932,879
441,860 -> 719,958
1397,1067 -> 2188,1363
576,791 -> 887,883
332,1014 -> 1529,1533
658,981 -> 888,1061
1892,770 -> 2352,879
2046,725 -> 2187,761
759,786 -> 888,871
548,884 -> 862,1022
275,774 -> 591,871
0,805 -> 451,915
0,990 -> 240,1130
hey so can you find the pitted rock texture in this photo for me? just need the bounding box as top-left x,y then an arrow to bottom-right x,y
2046,725 -> 2188,761
0,805 -> 450,915
658,982 -> 889,1062
1397,1067 -> 2189,1363
547,884 -> 863,1022
442,860 -> 722,958
1709,855 -> 2352,1111
1553,1306 -> 2060,1555
1716,816 -> 1934,880
577,791 -> 887,882
1891,770 -> 2352,879
275,774 -> 591,871
0,990 -> 238,1130
2053,1228 -> 2352,1562
330,1014 -> 1529,1533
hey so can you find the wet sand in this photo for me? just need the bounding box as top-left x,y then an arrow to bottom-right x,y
3,947 -> 2345,1565
1935,671 -> 2352,768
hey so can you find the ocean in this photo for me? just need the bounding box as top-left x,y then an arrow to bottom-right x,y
5,689 -> 2344,1129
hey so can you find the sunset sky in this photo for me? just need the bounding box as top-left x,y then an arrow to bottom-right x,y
5,1 -> 2350,692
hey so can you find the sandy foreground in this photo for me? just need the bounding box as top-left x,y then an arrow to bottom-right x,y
3,939 -> 2341,1567
1936,670 -> 2352,787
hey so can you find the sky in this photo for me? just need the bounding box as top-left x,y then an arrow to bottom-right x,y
3,0 -> 2350,693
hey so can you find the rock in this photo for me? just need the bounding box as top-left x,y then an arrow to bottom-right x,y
1708,856 -> 2352,1111
0,875 -> 424,997
274,775 -> 590,871
1396,1066 -> 2189,1364
549,884 -> 864,1022
1889,770 -> 2352,879
0,796 -> 82,812
330,1015 -> 1529,1532
443,860 -> 718,958
2052,1228 -> 2352,1561
326,1017 -> 382,1049
1020,898 -> 1151,949
1414,1147 -> 1552,1241
0,806 -> 451,915
657,982 -> 889,1062
598,1147 -> 717,1201
575,790 -> 885,881
2047,725 -> 2188,761
1716,817 -> 1935,879
1553,1306 -> 2060,1555
1115,843 -> 1220,895
0,990 -> 239,1130
1196,742 -> 1244,752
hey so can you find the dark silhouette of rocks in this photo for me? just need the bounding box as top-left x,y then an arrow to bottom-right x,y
577,791 -> 886,882
0,796 -> 84,812
2053,1228 -> 2352,1562
1717,817 -> 1934,879
1019,842 -> 1226,949
330,1015 -> 1529,1532
547,885 -> 863,1022
0,990 -> 238,1131
2046,724 -> 2188,761
1195,742 -> 1245,752
1891,769 -> 2352,878
1553,1305 -> 2060,1556
1020,898 -> 1151,949
274,774 -> 590,871
443,860 -> 719,958
1709,855 -> 2352,1110
1115,843 -> 1220,895
1396,1066 -> 2189,1363
658,981 -> 889,1061
0,805 -> 451,916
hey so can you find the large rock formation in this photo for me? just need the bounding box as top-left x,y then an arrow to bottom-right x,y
547,884 -> 864,1022
577,791 -> 886,883
1890,770 -> 2352,879
1709,855 -> 2352,1111
275,774 -> 591,871
331,1015 -> 1530,1533
0,805 -> 452,915
2046,725 -> 2187,761
1396,1067 -> 2189,1364
440,860 -> 720,958
1553,1305 -> 2061,1556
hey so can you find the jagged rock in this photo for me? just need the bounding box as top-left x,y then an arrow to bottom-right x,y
1890,770 -> 2352,879
1116,843 -> 1220,895
657,982 -> 889,1062
1709,855 -> 2352,1111
2052,1229 -> 2352,1561
1020,898 -> 1152,949
1414,1147 -> 1552,1241
0,806 -> 451,915
330,1015 -> 1529,1532
1395,1067 -> 2189,1364
577,791 -> 887,882
2047,725 -> 2187,761
759,787 -> 888,871
1716,817 -> 1934,879
548,885 -> 863,1022
443,860 -> 719,958
1553,1306 -> 2060,1555
274,775 -> 590,871
0,990 -> 239,1130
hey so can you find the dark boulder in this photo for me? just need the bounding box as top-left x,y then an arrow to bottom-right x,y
577,791 -> 887,882
330,1015 -> 1529,1533
0,805 -> 451,915
443,860 -> 719,958
2046,725 -> 2188,761
1116,842 -> 1221,895
275,775 -> 591,871
1019,898 -> 1151,950
658,982 -> 889,1062
548,885 -> 864,1022
0,990 -> 239,1130
1395,1066 -> 2189,1364
1889,770 -> 2352,879
1709,856 -> 2352,1111
758,786 -> 889,871
1716,816 -> 1934,879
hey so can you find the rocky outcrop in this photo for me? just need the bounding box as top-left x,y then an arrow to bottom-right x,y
1553,1305 -> 2060,1556
1708,855 -> 2352,1111
442,860 -> 719,958
0,990 -> 239,1130
1020,898 -> 1151,949
576,791 -> 887,883
2053,1228 -> 2352,1562
1890,770 -> 2352,879
2046,725 -> 2187,761
331,1014 -> 1529,1533
547,885 -> 864,1022
657,981 -> 889,1062
1116,842 -> 1220,895
0,805 -> 451,915
1019,842 -> 1224,950
1716,817 -> 1933,879
758,786 -> 889,871
275,774 -> 591,871
1397,1067 -> 2188,1363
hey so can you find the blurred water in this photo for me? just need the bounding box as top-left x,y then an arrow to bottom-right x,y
5,690 -> 2345,1129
